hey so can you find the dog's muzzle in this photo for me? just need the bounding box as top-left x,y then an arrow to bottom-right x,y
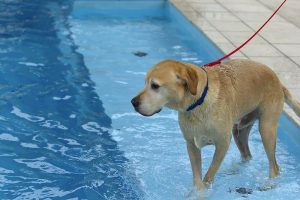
131,97 -> 140,109
131,97 -> 162,116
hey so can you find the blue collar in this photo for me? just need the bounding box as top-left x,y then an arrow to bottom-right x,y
186,67 -> 208,112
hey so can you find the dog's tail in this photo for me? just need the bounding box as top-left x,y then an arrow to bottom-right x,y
282,85 -> 300,117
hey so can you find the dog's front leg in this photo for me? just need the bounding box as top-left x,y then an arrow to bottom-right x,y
203,138 -> 230,184
186,141 -> 205,190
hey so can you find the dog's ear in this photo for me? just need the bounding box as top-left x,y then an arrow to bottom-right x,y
176,66 -> 198,95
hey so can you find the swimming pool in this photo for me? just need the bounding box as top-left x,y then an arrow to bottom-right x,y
0,0 -> 300,199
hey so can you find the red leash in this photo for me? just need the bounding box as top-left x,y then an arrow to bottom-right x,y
204,0 -> 287,67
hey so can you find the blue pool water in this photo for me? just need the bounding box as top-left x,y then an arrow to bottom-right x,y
0,0 -> 300,199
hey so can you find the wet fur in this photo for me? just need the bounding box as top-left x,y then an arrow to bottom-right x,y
132,59 -> 300,190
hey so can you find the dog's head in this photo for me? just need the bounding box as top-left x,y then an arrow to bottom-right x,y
131,60 -> 199,116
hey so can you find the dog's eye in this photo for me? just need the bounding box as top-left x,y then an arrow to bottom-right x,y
151,83 -> 160,90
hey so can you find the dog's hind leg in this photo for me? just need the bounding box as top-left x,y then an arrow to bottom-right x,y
233,123 -> 254,161
259,116 -> 280,178
233,110 -> 258,161
258,105 -> 281,178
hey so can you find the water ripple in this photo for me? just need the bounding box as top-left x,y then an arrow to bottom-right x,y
11,107 -> 44,122
0,133 -> 19,142
14,157 -> 71,174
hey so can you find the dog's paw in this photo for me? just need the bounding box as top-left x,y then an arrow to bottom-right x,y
185,186 -> 208,200
257,183 -> 277,191
203,175 -> 214,186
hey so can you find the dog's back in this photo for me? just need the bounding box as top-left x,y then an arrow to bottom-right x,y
212,59 -> 284,122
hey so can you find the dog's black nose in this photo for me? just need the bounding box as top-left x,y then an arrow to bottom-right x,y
131,97 -> 140,108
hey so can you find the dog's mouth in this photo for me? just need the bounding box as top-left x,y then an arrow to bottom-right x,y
135,108 -> 162,117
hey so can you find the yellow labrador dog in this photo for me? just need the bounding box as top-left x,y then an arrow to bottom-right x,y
131,59 -> 300,190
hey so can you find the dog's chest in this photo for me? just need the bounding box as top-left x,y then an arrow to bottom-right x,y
193,134 -> 214,148
179,112 -> 215,148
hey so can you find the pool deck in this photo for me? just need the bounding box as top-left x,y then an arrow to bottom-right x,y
170,0 -> 300,126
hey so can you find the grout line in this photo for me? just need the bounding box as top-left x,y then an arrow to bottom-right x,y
215,0 -> 300,125
182,1 -> 249,58
213,0 -> 300,69
257,0 -> 300,30
172,0 -> 300,126
171,1 -> 248,59
169,2 -> 230,59
273,43 -> 300,45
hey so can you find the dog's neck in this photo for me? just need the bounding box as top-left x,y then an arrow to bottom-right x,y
166,67 -> 209,112
186,68 -> 208,111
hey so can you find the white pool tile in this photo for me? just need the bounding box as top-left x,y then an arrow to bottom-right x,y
290,89 -> 300,102
248,56 -> 300,72
234,12 -> 286,22
291,57 -> 300,66
222,31 -> 266,45
202,30 -> 230,43
190,3 -> 227,12
274,45 -> 300,57
215,43 -> 245,57
278,72 -> 300,89
217,0 -> 258,3
228,55 -> 248,59
222,3 -> 272,13
194,19 -> 217,31
209,20 -> 252,31
260,31 -> 300,44
244,22 -> 300,44
246,21 -> 298,31
187,0 -> 216,3
240,43 -> 283,57
181,10 -> 199,21
259,0 -> 300,28
201,12 -> 240,21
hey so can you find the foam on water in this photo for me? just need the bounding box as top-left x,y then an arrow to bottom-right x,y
11,107 -> 45,122
18,62 -> 45,67
14,157 -> 71,174
20,143 -> 39,149
0,133 -> 19,142
52,95 -> 72,101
